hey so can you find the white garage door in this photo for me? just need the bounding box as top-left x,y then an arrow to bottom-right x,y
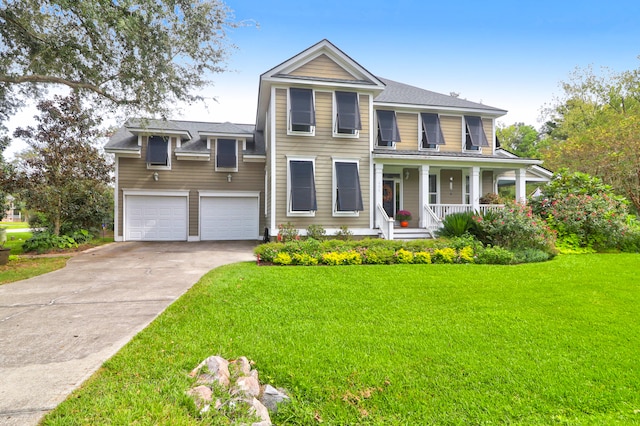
125,195 -> 187,241
201,196 -> 259,240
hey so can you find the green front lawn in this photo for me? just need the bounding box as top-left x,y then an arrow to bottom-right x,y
45,254 -> 640,425
4,231 -> 32,255
0,256 -> 69,285
0,221 -> 30,229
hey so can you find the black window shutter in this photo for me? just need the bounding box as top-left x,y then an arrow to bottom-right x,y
336,162 -> 363,211
335,91 -> 362,131
290,161 -> 317,211
464,116 -> 489,147
146,136 -> 168,165
376,110 -> 401,145
290,88 -> 316,126
216,139 -> 236,168
421,113 -> 446,147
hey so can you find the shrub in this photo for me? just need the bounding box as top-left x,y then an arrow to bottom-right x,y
292,253 -> 319,266
395,248 -> 414,264
620,221 -> 640,253
277,223 -> 299,242
321,251 -> 362,265
433,247 -> 456,264
513,249 -> 552,264
71,229 -> 92,244
475,246 -> 515,265
437,212 -> 475,238
530,170 -> 630,251
254,242 -> 283,263
363,247 -> 396,264
458,246 -> 475,263
23,231 -> 78,253
334,225 -> 353,241
473,202 -> 556,255
272,252 -> 292,265
413,251 -> 432,264
306,224 -> 326,240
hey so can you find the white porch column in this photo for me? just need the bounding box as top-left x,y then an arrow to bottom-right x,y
515,168 -> 527,204
471,166 -> 480,211
375,163 -> 384,226
419,165 -> 429,228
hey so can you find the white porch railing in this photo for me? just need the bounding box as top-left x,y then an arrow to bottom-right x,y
429,204 -> 505,220
423,205 -> 442,237
376,203 -> 394,240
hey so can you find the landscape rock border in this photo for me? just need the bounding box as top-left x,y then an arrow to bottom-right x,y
187,355 -> 290,425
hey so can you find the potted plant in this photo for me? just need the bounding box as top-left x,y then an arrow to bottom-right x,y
396,210 -> 412,227
0,227 -> 9,266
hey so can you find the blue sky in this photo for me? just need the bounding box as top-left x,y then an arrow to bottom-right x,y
175,0 -> 640,128
6,0 -> 640,156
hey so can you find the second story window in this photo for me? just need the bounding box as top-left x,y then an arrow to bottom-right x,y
376,110 -> 401,147
289,88 -> 315,134
420,113 -> 446,149
464,116 -> 489,151
334,91 -> 361,136
146,136 -> 170,169
215,139 -> 237,171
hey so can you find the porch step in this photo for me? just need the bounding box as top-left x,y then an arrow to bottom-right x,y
387,228 -> 435,240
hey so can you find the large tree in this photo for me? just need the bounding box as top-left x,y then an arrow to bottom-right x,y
11,94 -> 113,235
541,66 -> 640,212
0,0 -> 237,133
496,122 -> 544,158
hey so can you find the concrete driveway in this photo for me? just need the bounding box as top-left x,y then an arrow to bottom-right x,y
0,241 -> 256,425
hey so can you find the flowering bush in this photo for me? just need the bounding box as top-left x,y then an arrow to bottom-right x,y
292,253 -> 318,266
322,251 -> 362,265
531,193 -> 628,251
273,252 -> 292,265
277,222 -> 299,242
433,247 -> 456,264
473,202 -> 556,255
413,251 -> 432,264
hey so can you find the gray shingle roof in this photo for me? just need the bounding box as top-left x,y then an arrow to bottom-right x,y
375,77 -> 506,113
105,119 -> 263,155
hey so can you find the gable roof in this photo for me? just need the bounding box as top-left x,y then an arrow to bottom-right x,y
375,77 -> 507,115
256,39 -> 386,130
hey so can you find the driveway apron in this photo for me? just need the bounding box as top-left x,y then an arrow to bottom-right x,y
0,241 -> 255,425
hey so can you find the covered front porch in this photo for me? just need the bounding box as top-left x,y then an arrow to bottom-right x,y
373,159 -> 546,240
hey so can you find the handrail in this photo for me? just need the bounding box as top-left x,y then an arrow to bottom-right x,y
376,203 -> 394,240
423,204 -> 442,233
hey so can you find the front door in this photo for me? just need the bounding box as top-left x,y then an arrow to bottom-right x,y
383,179 -> 395,218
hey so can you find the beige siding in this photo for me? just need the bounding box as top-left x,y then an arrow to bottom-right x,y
401,168 -> 419,227
117,136 -> 264,238
395,112 -> 419,151
274,88 -> 370,229
287,54 -> 356,81
439,169 -> 463,204
482,118 -> 494,156
482,171 -> 494,196
439,115 -> 463,153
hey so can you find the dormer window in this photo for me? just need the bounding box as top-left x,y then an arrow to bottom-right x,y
464,116 -> 489,151
289,88 -> 315,134
215,139 -> 237,171
420,113 -> 446,150
146,136 -> 170,169
334,91 -> 361,137
376,110 -> 401,147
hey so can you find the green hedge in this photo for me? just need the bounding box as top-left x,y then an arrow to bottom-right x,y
254,237 -> 552,266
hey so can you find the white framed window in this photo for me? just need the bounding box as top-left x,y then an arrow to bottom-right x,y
287,157 -> 316,217
146,135 -> 171,170
332,159 -> 363,216
215,138 -> 238,172
333,91 -> 361,138
288,88 -> 316,135
464,116 -> 489,152
376,110 -> 401,148
419,113 -> 445,150
429,173 -> 438,204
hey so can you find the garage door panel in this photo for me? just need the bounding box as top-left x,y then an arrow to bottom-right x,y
201,197 -> 258,240
125,195 -> 187,241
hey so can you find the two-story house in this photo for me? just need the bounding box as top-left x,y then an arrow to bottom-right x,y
105,39 -> 550,242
